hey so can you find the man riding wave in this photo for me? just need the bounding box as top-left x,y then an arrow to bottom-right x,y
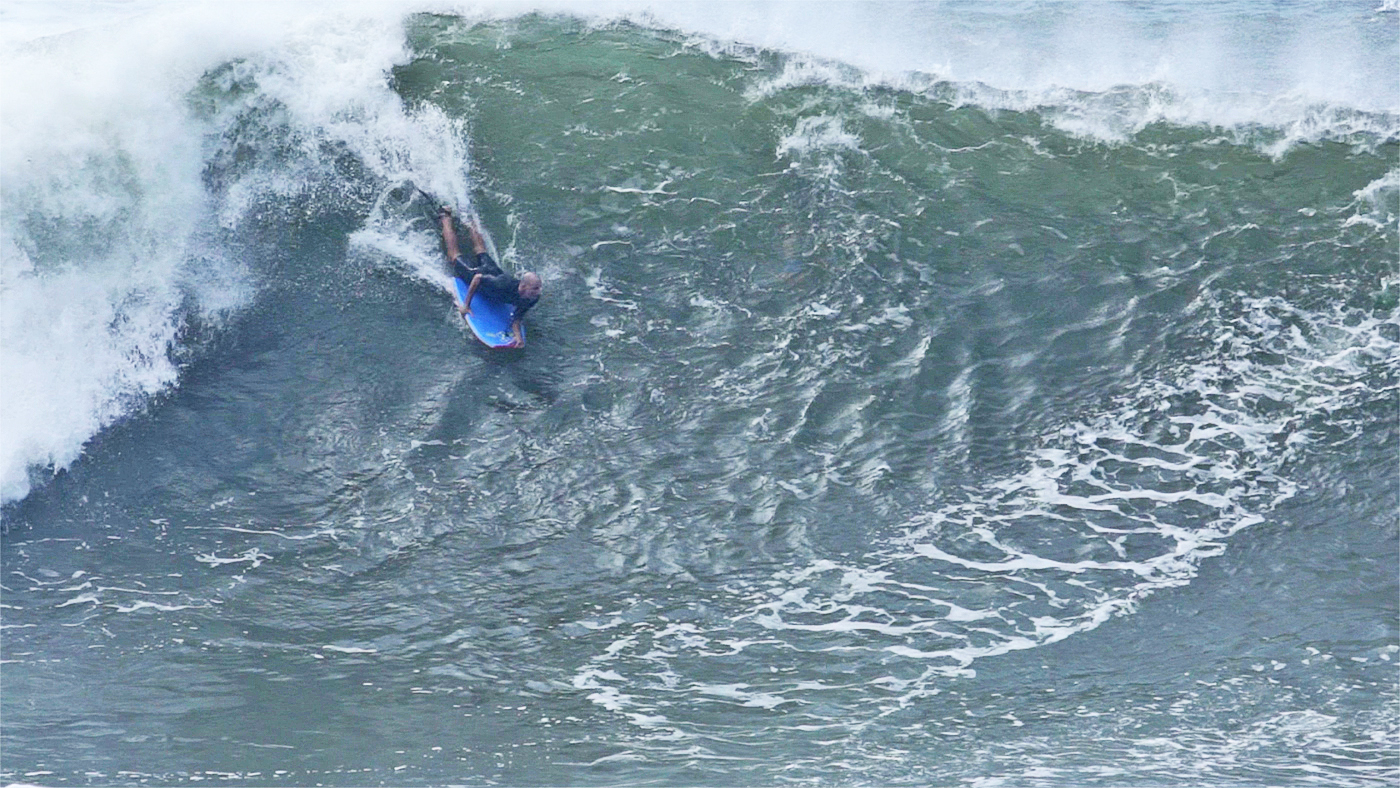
438,206 -> 541,348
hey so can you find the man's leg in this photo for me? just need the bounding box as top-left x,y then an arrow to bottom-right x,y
463,219 -> 506,276
467,220 -> 488,256
439,208 -> 463,261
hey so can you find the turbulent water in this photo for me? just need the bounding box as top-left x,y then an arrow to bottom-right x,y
2,2 -> 1397,785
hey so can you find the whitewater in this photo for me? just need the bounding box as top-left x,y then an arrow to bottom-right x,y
2,1 -> 1396,785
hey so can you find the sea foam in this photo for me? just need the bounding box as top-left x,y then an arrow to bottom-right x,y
1,2 -> 457,506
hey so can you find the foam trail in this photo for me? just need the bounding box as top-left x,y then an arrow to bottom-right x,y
565,291 -> 1397,732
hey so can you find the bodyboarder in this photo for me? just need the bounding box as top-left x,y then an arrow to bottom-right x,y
438,206 -> 541,348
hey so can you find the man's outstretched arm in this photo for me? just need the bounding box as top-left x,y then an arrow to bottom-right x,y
461,273 -> 484,316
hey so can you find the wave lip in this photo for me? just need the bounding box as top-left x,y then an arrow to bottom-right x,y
0,2 -> 457,508
0,19 -> 213,506
675,0 -> 1400,151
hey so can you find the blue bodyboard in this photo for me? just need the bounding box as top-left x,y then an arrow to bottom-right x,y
453,276 -> 523,349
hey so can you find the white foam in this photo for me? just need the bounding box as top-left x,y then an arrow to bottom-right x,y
599,1 -> 1399,147
106,600 -> 203,614
0,5 -> 235,504
693,682 -> 793,709
777,116 -> 863,160
1,2 -> 464,505
887,291 -> 1396,661
194,548 -> 273,568
1344,168 -> 1400,231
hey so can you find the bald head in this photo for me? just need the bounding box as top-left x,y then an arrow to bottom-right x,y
519,272 -> 542,300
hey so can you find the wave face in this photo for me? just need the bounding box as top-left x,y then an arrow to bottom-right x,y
2,2 -> 1397,785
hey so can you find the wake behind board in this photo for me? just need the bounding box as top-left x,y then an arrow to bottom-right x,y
453,276 -> 523,349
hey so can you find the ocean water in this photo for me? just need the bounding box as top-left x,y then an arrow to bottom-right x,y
1,1 -> 1397,785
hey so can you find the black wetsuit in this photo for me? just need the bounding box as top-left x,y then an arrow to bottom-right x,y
453,253 -> 538,322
